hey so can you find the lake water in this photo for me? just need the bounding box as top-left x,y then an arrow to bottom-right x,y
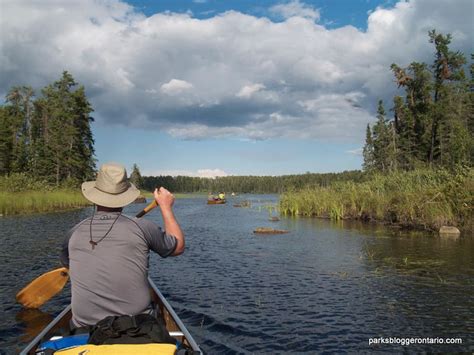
0,195 -> 473,353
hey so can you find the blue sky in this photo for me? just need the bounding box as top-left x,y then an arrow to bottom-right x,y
127,0 -> 397,28
1,0 -> 472,177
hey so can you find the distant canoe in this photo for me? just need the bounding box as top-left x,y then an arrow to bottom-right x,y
207,199 -> 226,205
253,227 -> 289,234
269,217 -> 280,221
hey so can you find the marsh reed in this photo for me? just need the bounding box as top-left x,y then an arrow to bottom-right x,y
280,169 -> 473,232
0,190 -> 89,216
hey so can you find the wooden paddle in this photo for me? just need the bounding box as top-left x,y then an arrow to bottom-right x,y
16,199 -> 158,308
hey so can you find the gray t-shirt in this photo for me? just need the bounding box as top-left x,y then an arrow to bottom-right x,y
60,211 -> 177,327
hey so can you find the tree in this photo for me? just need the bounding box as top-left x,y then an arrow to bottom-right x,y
130,164 -> 143,189
363,124 -> 374,171
428,30 -> 467,166
366,30 -> 472,172
0,71 -> 96,185
35,71 -> 95,184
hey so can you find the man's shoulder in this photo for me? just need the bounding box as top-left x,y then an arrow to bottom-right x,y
120,214 -> 159,231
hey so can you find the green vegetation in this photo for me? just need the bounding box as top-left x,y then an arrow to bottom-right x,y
142,170 -> 365,193
363,31 -> 472,171
0,72 -> 96,215
281,31 -> 473,233
280,168 -> 473,232
0,72 -> 96,186
0,173 -> 89,215
0,190 -> 89,216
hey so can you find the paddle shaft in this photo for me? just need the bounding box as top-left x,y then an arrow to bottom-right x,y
135,200 -> 158,218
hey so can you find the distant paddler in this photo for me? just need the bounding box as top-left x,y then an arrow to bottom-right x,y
218,192 -> 226,200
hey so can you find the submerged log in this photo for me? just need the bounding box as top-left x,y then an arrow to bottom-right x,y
254,227 -> 289,234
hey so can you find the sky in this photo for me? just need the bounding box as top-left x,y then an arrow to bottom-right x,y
0,0 -> 472,177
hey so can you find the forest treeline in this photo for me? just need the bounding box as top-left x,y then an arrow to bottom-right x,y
140,170 -> 366,194
0,72 -> 96,186
363,30 -> 473,171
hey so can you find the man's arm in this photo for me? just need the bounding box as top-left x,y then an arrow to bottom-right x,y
154,187 -> 185,256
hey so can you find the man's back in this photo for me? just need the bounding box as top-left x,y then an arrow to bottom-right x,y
62,211 -> 177,327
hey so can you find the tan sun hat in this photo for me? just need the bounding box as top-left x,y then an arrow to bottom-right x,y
81,162 -> 140,208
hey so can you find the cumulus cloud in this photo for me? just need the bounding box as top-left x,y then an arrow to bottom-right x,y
160,79 -> 194,95
236,83 -> 266,98
0,0 -> 472,143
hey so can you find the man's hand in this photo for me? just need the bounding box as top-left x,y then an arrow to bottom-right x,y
153,187 -> 184,256
154,187 -> 175,210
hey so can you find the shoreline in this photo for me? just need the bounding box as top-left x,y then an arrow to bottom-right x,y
279,169 -> 473,236
0,190 -> 90,217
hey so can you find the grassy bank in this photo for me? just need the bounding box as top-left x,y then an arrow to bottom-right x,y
280,169 -> 473,233
0,190 -> 90,216
0,173 -> 90,216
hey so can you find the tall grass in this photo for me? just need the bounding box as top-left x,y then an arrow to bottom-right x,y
0,173 -> 90,215
280,168 -> 473,232
0,190 -> 90,216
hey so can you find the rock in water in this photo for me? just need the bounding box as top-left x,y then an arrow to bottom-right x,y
439,226 -> 460,238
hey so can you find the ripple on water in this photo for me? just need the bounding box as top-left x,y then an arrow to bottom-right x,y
2,197 -> 474,354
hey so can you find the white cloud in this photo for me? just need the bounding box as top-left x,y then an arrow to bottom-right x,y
270,0 -> 320,21
0,0 -> 472,143
196,169 -> 228,178
160,79 -> 194,95
236,83 -> 266,98
143,168 -> 228,178
346,148 -> 363,156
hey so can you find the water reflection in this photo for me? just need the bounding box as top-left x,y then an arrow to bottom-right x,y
15,309 -> 53,343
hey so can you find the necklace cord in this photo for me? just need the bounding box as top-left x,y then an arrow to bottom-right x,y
89,208 -> 122,249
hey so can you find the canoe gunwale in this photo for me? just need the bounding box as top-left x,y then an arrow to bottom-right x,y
20,277 -> 201,354
20,305 -> 72,355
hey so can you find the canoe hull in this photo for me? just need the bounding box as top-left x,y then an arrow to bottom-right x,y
207,199 -> 226,205
21,278 -> 201,354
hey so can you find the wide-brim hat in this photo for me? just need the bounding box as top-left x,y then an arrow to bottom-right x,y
81,162 -> 140,208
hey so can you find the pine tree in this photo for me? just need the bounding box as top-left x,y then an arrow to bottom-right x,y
36,72 -> 96,184
4,86 -> 35,173
0,106 -> 13,175
371,100 -> 392,172
428,30 -> 467,166
130,164 -> 143,189
363,124 -> 374,171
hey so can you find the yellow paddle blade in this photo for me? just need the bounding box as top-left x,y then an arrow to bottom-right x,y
16,267 -> 69,308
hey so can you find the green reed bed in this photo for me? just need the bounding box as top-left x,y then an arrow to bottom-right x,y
0,190 -> 90,216
280,168 -> 473,232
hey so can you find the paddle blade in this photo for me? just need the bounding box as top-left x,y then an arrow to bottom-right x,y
16,267 -> 69,308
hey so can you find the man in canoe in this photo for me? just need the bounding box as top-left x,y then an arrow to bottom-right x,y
60,162 -> 185,329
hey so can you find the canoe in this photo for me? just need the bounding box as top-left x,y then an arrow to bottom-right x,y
21,277 -> 202,354
207,199 -> 226,205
